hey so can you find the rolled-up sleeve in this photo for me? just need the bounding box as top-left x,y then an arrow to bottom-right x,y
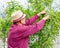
26,14 -> 39,25
21,19 -> 45,38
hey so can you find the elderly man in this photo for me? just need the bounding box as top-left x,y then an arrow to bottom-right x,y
7,10 -> 49,48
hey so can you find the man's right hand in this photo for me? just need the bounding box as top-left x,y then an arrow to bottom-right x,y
40,10 -> 46,14
43,16 -> 50,21
37,10 -> 46,16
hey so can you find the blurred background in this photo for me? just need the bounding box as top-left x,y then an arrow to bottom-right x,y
0,0 -> 60,48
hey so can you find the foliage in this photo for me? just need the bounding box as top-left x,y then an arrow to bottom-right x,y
0,0 -> 60,48
27,0 -> 60,48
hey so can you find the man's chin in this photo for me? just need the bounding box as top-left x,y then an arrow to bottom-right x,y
22,23 -> 26,25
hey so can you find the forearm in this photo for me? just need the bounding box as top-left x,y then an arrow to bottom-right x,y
26,14 -> 39,25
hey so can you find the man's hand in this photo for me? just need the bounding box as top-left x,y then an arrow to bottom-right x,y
43,16 -> 50,21
40,10 -> 46,14
37,10 -> 46,16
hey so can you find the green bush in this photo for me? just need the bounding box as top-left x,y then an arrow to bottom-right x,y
0,0 -> 60,48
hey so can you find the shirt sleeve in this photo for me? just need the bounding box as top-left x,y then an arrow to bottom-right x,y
26,14 -> 39,25
11,19 -> 46,40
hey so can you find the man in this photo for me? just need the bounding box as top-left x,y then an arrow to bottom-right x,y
7,10 -> 49,48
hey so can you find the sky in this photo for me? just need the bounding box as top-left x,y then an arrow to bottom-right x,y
0,0 -> 60,17
52,0 -> 60,11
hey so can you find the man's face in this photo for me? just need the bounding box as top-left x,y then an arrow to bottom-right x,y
21,17 -> 26,24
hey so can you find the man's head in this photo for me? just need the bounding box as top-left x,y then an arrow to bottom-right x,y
11,10 -> 26,25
